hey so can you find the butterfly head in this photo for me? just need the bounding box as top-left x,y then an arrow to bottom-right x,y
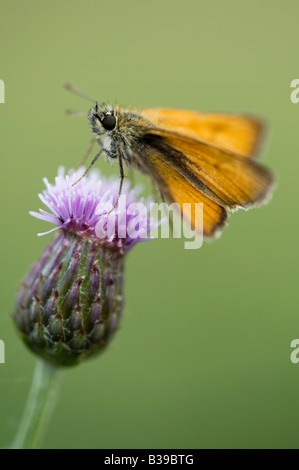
89,102 -> 117,137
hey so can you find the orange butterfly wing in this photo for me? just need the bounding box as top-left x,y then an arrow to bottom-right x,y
139,108 -> 263,159
145,129 -> 274,211
140,146 -> 227,238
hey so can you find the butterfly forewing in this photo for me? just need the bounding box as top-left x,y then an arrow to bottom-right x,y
139,108 -> 264,159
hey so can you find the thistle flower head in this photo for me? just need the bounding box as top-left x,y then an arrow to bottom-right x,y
30,166 -> 152,252
14,168 -> 153,367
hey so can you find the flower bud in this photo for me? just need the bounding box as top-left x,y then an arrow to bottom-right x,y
13,167 -> 153,366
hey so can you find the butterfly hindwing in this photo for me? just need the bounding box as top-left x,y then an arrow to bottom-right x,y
137,144 -> 227,238
143,128 -> 274,211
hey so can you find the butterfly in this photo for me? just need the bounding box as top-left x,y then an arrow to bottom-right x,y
65,83 -> 274,238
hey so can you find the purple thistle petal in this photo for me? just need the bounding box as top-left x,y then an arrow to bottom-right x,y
30,167 -> 156,252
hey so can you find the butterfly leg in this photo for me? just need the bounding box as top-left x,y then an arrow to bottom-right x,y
108,154 -> 125,213
71,147 -> 113,186
74,136 -> 97,170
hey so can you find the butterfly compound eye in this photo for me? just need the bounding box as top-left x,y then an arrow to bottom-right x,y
102,114 -> 116,131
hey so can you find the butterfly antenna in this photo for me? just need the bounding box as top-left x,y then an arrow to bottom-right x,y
65,109 -> 88,117
63,82 -> 96,103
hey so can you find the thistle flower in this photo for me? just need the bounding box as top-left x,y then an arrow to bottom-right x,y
13,168 -> 153,367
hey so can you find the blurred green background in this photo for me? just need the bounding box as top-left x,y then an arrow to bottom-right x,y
0,0 -> 298,449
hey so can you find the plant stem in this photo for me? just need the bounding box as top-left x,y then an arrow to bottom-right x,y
11,359 -> 63,449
